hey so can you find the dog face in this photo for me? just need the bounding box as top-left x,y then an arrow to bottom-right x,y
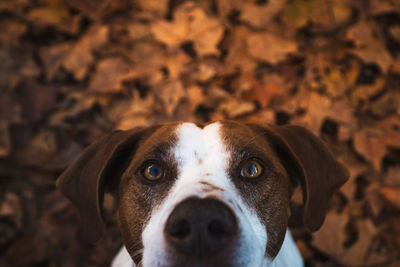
57,121 -> 349,267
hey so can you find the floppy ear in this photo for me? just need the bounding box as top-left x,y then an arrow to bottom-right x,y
56,127 -> 155,242
258,124 -> 349,231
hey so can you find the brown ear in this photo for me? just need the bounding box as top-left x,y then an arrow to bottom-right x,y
56,127 -> 155,242
259,124 -> 349,231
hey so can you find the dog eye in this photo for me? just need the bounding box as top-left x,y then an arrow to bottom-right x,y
143,163 -> 164,181
240,160 -> 263,179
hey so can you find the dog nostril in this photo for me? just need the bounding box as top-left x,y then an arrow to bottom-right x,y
208,219 -> 226,237
167,219 -> 191,238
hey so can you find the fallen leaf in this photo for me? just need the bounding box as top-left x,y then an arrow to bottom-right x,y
247,32 -> 298,64
347,21 -> 393,73
223,26 -> 257,73
241,0 -> 286,29
353,129 -> 387,171
312,211 -> 349,258
40,43 -> 70,80
65,0 -> 131,20
379,116 -> 400,148
218,98 -> 256,118
369,91 -> 400,118
291,92 -> 332,134
240,73 -> 287,108
156,79 -> 186,116
369,0 -> 400,16
113,91 -> 155,130
339,155 -> 370,200
137,0 -> 168,17
338,219 -> 379,266
313,212 -> 380,266
384,166 -> 400,187
389,25 -> 400,43
151,2 -> 224,56
27,0 -> 81,34
88,57 -> 135,92
63,25 -> 109,80
187,85 -> 205,112
380,187 -> 400,209
283,0 -> 352,31
350,76 -> 386,103
0,18 -> 27,46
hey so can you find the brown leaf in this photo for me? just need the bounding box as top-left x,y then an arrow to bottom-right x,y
218,98 -> 256,119
0,18 -> 27,46
312,211 -> 349,257
353,129 -> 386,171
389,25 -> 400,43
137,0 -> 168,17
241,0 -> 286,29
347,21 -> 393,73
380,187 -> 400,209
151,2 -> 224,56
240,73 -> 286,108
313,212 -> 380,266
247,32 -> 298,64
65,0 -> 131,20
369,0 -> 400,16
223,26 -> 257,73
156,80 -> 186,116
379,116 -> 400,148
369,91 -> 400,118
187,85 -> 205,112
339,155 -> 370,200
88,57 -> 135,92
283,0 -> 352,31
292,92 -> 332,134
351,76 -> 386,103
114,91 -> 155,130
384,166 -> 400,187
63,25 -> 109,80
40,43 -> 70,80
27,0 -> 81,34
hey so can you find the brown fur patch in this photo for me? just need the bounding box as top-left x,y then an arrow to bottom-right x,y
219,120 -> 291,259
117,122 -> 181,264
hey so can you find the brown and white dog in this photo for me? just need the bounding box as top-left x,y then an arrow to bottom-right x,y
57,121 -> 349,267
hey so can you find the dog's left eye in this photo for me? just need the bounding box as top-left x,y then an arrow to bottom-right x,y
240,160 -> 263,179
143,163 -> 164,181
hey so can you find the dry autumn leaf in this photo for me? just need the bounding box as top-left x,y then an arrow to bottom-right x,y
151,2 -> 224,57
353,129 -> 387,171
240,0 -> 286,29
347,21 -> 393,73
88,57 -> 135,92
380,187 -> 400,209
247,32 -> 298,64
64,25 -> 109,80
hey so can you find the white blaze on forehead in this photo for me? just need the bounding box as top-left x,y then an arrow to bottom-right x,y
174,122 -> 229,188
141,122 -> 268,267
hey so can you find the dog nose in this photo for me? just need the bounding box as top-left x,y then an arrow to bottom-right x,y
164,197 -> 238,257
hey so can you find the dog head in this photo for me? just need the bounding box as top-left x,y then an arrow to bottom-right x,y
57,121 -> 348,266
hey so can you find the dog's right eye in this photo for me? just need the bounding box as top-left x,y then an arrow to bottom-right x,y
142,163 -> 164,181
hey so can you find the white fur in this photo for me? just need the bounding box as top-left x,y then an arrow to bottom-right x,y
112,122 -> 304,267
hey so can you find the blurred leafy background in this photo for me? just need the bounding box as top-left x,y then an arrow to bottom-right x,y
0,0 -> 400,266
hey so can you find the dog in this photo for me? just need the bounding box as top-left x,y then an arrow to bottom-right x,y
57,121 -> 349,267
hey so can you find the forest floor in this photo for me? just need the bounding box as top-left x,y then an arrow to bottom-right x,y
0,0 -> 400,266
